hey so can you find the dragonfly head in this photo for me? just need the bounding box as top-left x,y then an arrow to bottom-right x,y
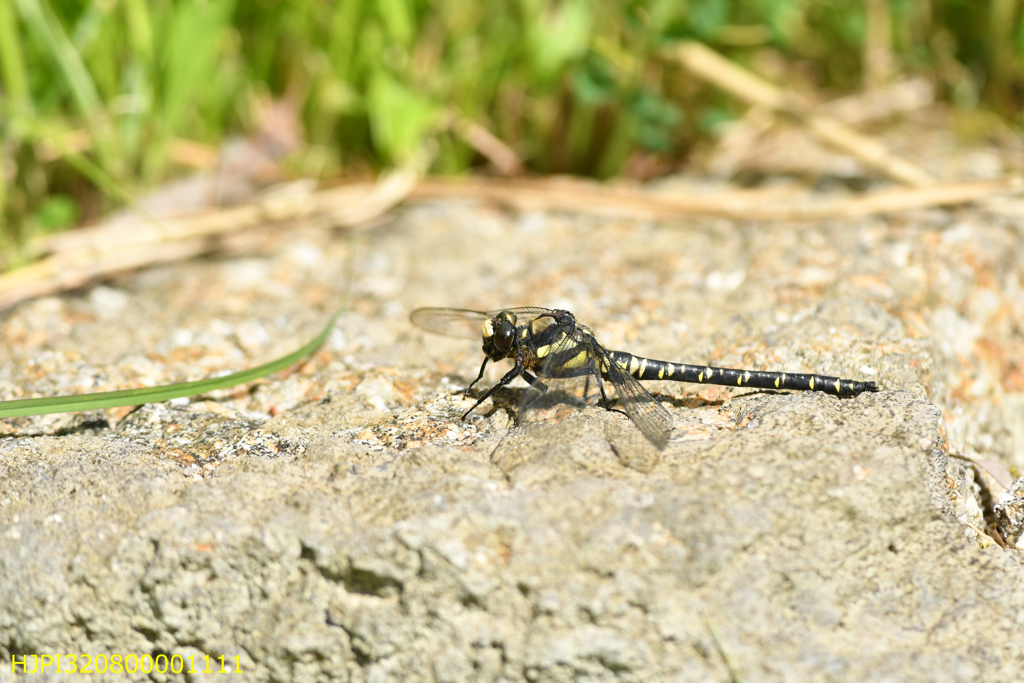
482,310 -> 518,358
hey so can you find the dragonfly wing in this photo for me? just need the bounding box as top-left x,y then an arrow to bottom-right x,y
490,306 -> 557,319
528,317 -> 672,449
590,343 -> 673,450
411,307 -> 558,340
409,308 -> 491,339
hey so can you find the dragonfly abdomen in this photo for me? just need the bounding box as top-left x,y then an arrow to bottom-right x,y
606,351 -> 877,398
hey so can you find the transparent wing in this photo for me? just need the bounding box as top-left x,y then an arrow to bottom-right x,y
492,306 -> 558,318
588,341 -> 673,450
409,308 -> 490,339
410,307 -> 557,340
532,321 -> 672,449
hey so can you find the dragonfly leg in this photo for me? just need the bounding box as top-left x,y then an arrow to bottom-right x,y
464,356 -> 490,395
593,370 -> 629,418
462,362 -> 523,419
518,371 -> 550,416
594,371 -> 611,408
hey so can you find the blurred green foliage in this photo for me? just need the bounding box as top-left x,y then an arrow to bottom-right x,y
1,0 -> 1022,249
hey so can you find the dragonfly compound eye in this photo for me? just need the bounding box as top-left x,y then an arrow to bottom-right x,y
494,320 -> 515,353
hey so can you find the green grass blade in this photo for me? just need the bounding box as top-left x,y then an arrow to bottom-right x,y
13,0 -> 118,172
0,311 -> 339,418
0,0 -> 30,105
13,0 -> 104,123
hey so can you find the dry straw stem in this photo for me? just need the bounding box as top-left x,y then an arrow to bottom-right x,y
708,78 -> 934,178
863,0 -> 894,90
669,41 -> 936,187
446,110 -> 524,176
411,175 -> 1022,221
818,78 -> 933,125
0,171 -> 1019,311
0,165 -> 418,311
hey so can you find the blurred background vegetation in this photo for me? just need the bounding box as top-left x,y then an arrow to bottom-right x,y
1,0 -> 1022,251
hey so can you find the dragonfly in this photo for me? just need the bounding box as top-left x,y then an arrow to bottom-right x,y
410,307 -> 878,450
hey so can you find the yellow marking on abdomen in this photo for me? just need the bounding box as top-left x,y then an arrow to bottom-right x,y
658,366 -> 664,379
629,356 -> 639,375
638,358 -> 648,377
809,377 -> 815,390
563,349 -> 589,369
834,379 -> 841,393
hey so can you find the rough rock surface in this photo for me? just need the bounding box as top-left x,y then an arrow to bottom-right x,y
2,171 -> 1024,681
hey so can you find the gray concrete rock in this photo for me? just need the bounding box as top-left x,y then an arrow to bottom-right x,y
2,188 -> 1024,681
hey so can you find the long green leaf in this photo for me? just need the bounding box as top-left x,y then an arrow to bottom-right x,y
367,69 -> 441,164
13,0 -> 103,117
0,0 -> 29,105
0,311 -> 339,418
12,0 -> 115,168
